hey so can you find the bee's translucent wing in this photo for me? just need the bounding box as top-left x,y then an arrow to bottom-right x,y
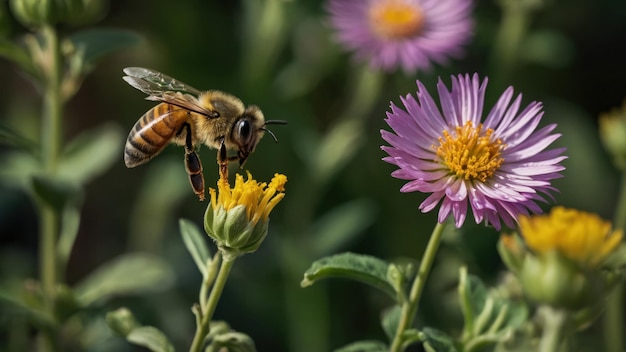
123,67 -> 218,118
123,67 -> 202,96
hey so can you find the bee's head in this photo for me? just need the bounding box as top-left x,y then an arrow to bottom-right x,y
232,105 -> 286,167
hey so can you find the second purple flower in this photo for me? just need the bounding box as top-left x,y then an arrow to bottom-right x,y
326,0 -> 474,73
381,74 -> 567,230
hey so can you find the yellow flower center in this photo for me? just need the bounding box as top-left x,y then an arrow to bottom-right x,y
368,0 -> 425,40
209,172 -> 287,227
436,121 -> 505,182
519,207 -> 623,267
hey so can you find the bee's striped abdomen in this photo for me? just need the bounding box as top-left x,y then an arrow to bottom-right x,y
124,103 -> 190,168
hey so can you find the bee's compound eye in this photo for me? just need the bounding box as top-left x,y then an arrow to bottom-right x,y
235,119 -> 252,144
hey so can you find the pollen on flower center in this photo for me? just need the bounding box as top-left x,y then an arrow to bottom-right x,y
210,172 -> 287,227
368,0 -> 425,40
435,121 -> 505,182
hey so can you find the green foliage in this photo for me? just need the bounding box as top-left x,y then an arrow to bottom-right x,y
420,328 -> 458,352
74,253 -> 175,306
207,331 -> 256,352
127,327 -> 176,352
0,123 -> 39,154
458,267 -> 529,351
69,28 -> 142,66
106,308 -> 175,352
56,205 -> 82,271
58,124 -> 124,184
0,37 -> 37,75
10,0 -> 79,27
335,340 -> 389,352
180,218 -> 212,277
2,0 -> 626,351
381,305 -> 402,341
0,124 -> 124,194
301,252 -> 396,300
32,174 -> 83,210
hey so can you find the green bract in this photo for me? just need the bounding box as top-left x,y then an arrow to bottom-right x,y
204,202 -> 270,257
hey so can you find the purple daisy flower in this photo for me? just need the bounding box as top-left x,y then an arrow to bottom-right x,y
326,0 -> 474,73
381,74 -> 567,230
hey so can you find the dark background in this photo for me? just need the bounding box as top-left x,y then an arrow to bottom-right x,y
1,0 -> 625,351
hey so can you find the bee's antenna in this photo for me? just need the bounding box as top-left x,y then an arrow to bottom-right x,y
262,120 -> 285,143
264,120 -> 288,125
261,128 -> 279,143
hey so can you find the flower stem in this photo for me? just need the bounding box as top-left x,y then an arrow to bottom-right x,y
38,24 -> 63,352
390,222 -> 447,352
199,253 -> 222,313
189,252 -> 236,352
538,306 -> 568,352
604,172 -> 626,352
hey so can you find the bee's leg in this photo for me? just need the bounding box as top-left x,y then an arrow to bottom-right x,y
185,150 -> 205,201
180,123 -> 205,201
217,138 -> 229,181
178,122 -> 194,151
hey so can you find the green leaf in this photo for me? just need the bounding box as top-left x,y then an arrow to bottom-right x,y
0,150 -> 39,190
420,328 -> 458,352
127,326 -> 175,352
386,259 -> 416,304
209,331 -> 256,352
0,38 -> 36,76
312,198 -> 377,255
69,28 -> 143,65
0,279 -> 51,326
106,307 -> 139,337
458,267 -> 529,348
334,340 -> 388,352
381,305 -> 401,341
74,253 -> 175,306
301,252 -> 395,300
0,123 -> 39,155
179,218 -> 211,277
59,123 -> 124,184
57,204 -> 82,272
32,175 -> 83,211
106,307 -> 174,352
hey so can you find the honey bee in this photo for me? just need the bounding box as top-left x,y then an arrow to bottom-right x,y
122,67 -> 285,201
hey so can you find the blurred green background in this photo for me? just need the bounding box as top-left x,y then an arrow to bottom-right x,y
1,0 -> 625,351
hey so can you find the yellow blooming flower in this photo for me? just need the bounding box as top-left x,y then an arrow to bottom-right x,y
205,172 -> 287,257
498,206 -> 623,311
519,206 -> 622,268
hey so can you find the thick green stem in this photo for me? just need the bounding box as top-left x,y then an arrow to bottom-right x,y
189,252 -> 236,352
41,26 -> 63,172
38,25 -> 63,352
604,172 -> 626,352
390,222 -> 447,352
539,307 -> 568,352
